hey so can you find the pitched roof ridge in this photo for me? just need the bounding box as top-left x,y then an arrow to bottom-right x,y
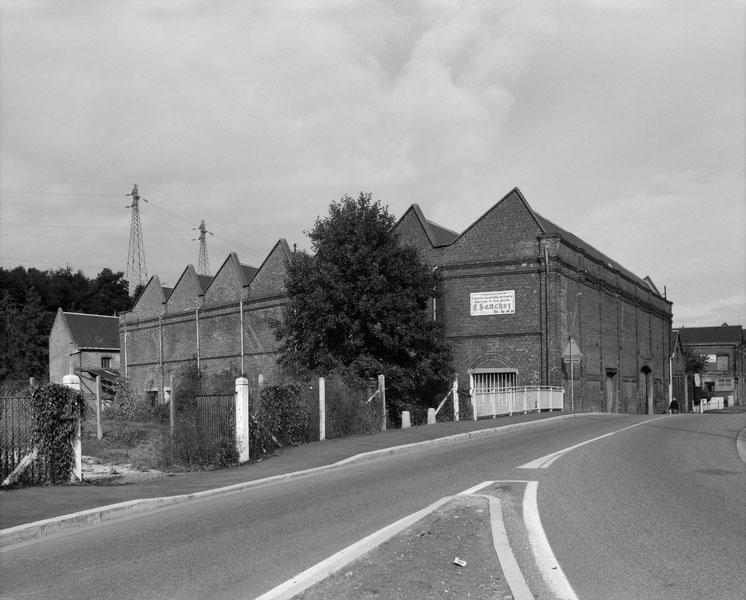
399,204 -> 459,247
451,187 -> 539,244
62,310 -> 119,319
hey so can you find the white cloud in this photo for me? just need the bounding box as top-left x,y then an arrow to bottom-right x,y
0,0 -> 743,325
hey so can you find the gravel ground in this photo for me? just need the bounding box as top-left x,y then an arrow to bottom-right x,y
81,455 -> 165,484
293,495 -> 514,600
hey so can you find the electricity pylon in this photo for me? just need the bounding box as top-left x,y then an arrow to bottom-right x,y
194,219 -> 213,276
126,184 -> 148,295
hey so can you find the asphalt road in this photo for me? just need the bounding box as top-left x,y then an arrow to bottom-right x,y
539,413 -> 746,600
2,414 -> 744,599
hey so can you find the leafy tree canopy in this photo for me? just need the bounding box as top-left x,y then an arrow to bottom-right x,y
684,347 -> 708,374
276,192 -> 452,407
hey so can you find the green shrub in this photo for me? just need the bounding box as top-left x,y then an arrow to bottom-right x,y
248,383 -> 313,458
30,384 -> 85,484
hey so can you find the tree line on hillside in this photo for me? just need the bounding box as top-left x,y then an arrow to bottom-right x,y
0,266 -> 133,386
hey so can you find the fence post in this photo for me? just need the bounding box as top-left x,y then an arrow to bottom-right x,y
319,376 -> 326,441
402,411 -> 411,428
235,377 -> 250,462
379,374 -> 386,432
452,377 -> 459,422
95,375 -> 103,440
523,387 -> 528,414
427,408 -> 436,424
62,374 -> 82,482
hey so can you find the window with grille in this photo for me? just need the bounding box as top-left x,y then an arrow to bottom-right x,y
471,370 -> 517,393
101,357 -> 111,368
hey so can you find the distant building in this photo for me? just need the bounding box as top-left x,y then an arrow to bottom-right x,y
49,309 -> 120,402
676,323 -> 745,406
121,188 -> 675,414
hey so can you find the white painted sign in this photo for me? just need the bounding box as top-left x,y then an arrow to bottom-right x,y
470,290 -> 515,316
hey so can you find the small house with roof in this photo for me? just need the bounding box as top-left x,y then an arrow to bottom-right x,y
49,309 -> 120,403
676,324 -> 744,406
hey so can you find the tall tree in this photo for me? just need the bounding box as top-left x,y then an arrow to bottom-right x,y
87,268 -> 131,315
0,288 -> 48,385
276,192 -> 451,407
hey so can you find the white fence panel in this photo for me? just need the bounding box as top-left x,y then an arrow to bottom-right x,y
472,386 -> 564,419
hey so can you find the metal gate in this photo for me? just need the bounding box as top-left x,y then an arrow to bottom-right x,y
470,370 -> 517,417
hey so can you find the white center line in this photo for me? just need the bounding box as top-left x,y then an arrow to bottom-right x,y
518,416 -> 667,469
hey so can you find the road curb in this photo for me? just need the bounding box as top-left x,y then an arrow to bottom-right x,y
1,412 -> 590,547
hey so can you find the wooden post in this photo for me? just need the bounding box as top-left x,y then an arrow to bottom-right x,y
379,374 -> 386,432
96,375 -> 103,440
319,377 -> 326,441
452,377 -> 459,422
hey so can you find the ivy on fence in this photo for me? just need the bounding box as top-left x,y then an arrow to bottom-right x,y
30,384 -> 85,484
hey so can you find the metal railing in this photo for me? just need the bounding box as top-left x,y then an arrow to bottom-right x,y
471,386 -> 564,419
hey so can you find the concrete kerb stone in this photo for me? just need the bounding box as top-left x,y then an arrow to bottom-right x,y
0,413 -> 594,548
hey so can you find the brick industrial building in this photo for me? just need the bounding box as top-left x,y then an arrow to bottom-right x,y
120,188 -> 674,414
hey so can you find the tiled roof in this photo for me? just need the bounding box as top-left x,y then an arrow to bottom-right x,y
532,210 -> 650,290
426,219 -> 459,247
241,264 -> 259,284
197,275 -> 212,293
64,312 -> 120,349
676,325 -> 743,346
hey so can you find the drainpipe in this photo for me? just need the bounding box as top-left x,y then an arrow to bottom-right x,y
544,245 -> 550,385
195,308 -> 200,371
159,313 -> 164,404
240,299 -> 245,375
432,266 -> 439,321
123,325 -> 128,378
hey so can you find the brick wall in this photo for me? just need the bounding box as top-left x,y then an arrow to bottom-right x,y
120,242 -> 291,399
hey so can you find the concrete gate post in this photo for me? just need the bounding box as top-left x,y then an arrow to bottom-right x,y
62,374 -> 82,482
235,377 -> 250,463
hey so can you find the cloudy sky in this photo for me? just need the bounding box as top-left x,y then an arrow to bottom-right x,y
1,0 -> 744,327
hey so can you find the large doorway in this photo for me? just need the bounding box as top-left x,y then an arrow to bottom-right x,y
605,370 -> 618,413
640,367 -> 653,414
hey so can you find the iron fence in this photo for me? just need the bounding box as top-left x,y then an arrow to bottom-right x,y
0,391 -> 44,485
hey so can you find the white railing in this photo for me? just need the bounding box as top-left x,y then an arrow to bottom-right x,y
700,397 -> 724,413
471,386 -> 565,419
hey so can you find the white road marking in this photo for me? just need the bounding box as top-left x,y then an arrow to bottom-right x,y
518,416 -> 667,469
473,493 -> 534,600
457,480 -> 495,495
522,481 -> 579,600
254,495 -> 453,600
